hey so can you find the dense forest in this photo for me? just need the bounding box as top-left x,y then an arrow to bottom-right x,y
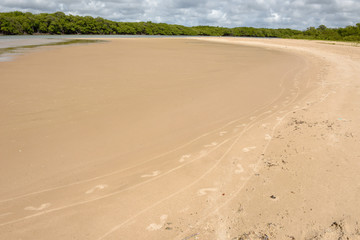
1,11 -> 360,41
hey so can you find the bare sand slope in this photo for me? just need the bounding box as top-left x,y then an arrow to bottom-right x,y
0,38 -> 359,239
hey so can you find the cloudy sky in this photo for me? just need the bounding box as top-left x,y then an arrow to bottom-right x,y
1,0 -> 359,29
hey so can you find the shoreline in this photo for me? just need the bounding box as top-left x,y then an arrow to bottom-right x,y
190,37 -> 360,239
0,38 -> 104,62
0,37 -> 359,239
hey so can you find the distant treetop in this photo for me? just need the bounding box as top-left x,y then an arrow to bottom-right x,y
0,11 -> 359,41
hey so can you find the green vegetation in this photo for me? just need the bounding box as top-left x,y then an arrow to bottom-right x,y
1,11 -> 360,42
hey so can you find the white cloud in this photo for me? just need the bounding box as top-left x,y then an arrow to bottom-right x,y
0,0 -> 359,29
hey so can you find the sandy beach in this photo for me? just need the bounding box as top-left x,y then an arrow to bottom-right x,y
0,37 -> 359,239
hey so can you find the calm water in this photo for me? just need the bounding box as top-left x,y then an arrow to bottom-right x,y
0,34 -> 190,47
0,35 -> 193,61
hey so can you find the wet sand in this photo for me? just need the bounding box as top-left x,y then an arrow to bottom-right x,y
0,38 -> 65,49
0,38 -> 66,62
0,37 -> 359,239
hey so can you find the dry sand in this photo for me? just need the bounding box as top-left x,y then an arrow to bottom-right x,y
0,37 -> 359,239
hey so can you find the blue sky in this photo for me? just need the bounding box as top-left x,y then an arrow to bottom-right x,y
1,0 -> 359,29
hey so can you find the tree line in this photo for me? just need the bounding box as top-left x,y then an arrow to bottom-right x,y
1,11 -> 359,41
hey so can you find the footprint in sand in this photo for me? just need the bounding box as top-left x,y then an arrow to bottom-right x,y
179,154 -> 191,163
242,146 -> 256,152
0,212 -> 13,218
219,131 -> 227,136
198,150 -> 208,158
232,156 -> 242,162
86,184 -> 108,194
249,164 -> 259,173
141,171 -> 160,178
197,188 -> 218,196
265,134 -> 272,141
24,203 -> 51,211
146,215 -> 168,231
178,206 -> 190,213
204,142 -> 217,148
235,164 -> 244,174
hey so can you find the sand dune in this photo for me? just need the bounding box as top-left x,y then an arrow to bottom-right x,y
0,37 -> 359,239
